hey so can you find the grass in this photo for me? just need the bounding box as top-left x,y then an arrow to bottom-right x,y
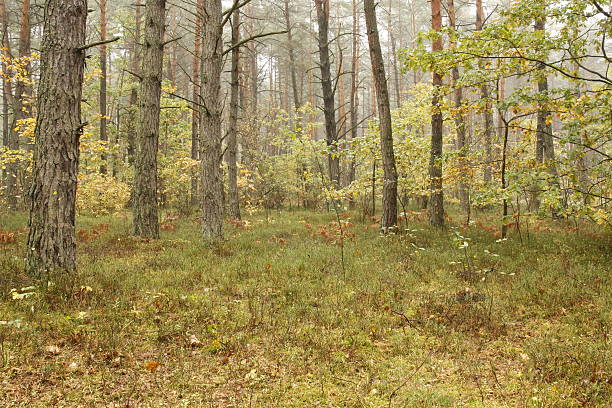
0,208 -> 610,407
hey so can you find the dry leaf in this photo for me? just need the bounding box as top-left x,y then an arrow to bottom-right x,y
144,361 -> 160,372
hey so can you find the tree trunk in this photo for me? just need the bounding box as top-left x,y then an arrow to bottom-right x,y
364,0 -> 398,232
284,0 -> 302,113
448,0 -> 468,214
314,0 -> 340,188
476,0 -> 494,184
191,0 -> 203,206
429,0 -> 445,227
200,0 -> 224,240
18,0 -> 31,108
7,0 -> 32,209
348,0 -> 360,189
227,8 -> 241,220
0,0 -> 17,210
99,0 -> 108,174
532,16 -> 560,213
387,1 -> 401,108
26,0 -> 87,277
127,3 -> 141,167
133,0 -> 166,239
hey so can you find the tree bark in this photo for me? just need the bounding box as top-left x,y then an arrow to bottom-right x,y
133,0 -> 166,239
200,0 -> 224,240
26,0 -> 87,277
227,8 -> 241,220
429,0 -> 445,227
314,0 -> 340,187
364,0 -> 398,232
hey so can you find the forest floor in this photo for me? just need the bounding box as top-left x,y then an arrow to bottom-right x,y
0,209 -> 610,407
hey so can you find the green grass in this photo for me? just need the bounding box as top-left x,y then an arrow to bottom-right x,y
0,209 -> 610,407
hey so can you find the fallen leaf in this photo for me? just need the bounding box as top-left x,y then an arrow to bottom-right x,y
144,361 -> 160,372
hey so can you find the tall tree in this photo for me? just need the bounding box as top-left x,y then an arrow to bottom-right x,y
386,0 -> 402,108
126,3 -> 141,167
447,0 -> 469,214
99,0 -> 108,174
364,0 -> 398,232
227,8 -> 241,220
6,0 -> 32,209
26,0 -> 88,276
284,0 -> 302,114
133,0 -> 166,239
348,0 -> 360,189
200,0 -> 224,240
429,0 -> 445,227
314,0 -> 340,187
191,0 -> 203,206
476,0 -> 494,184
1,0 -> 16,210
532,15 -> 560,212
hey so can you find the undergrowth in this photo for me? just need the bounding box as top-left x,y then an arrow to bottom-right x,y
0,209 -> 610,407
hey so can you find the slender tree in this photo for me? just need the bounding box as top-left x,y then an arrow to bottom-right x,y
284,0 -> 302,114
133,0 -> 166,239
314,0 -> 340,187
364,0 -> 398,232
200,0 -> 224,240
26,0 -> 88,276
447,0 -> 469,214
532,15 -> 560,212
476,0 -> 494,184
429,0 -> 445,227
191,0 -> 203,206
348,0 -> 360,189
1,0 -> 16,210
227,8 -> 241,220
99,0 -> 108,174
126,3 -> 141,167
